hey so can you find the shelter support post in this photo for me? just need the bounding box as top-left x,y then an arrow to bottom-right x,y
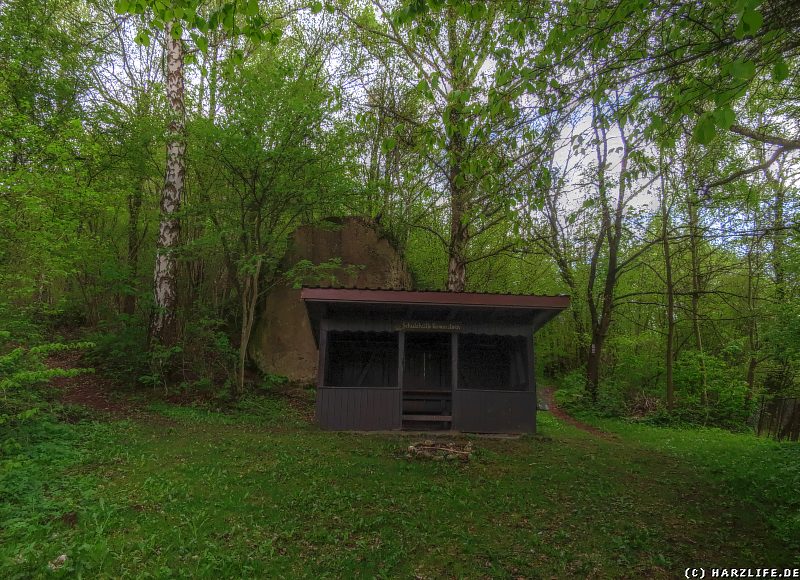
397,330 -> 405,390
527,332 -> 536,434
451,332 -> 458,391
316,319 -> 328,389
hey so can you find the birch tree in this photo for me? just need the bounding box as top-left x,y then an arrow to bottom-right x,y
115,0 -> 292,346
150,21 -> 185,346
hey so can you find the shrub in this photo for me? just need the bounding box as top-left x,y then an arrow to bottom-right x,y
85,316 -> 150,386
87,314 -> 237,392
179,315 -> 237,389
554,349 -> 755,431
671,351 -> 754,429
555,370 -> 627,418
0,332 -> 92,439
259,373 -> 289,391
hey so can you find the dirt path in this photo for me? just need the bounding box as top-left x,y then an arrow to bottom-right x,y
46,350 -> 141,417
540,386 -> 616,439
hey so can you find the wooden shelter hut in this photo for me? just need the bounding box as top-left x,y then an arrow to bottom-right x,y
302,288 -> 569,433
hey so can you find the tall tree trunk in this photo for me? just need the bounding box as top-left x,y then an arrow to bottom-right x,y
660,169 -> 676,409
686,185 -> 707,402
542,187 -> 586,364
447,193 -> 468,292
568,294 -> 586,365
237,258 -> 263,399
585,107 -> 627,402
769,163 -> 790,390
445,9 -> 468,292
745,221 -> 760,402
771,163 -> 786,301
123,184 -> 144,316
151,22 -> 185,347
208,35 -> 219,124
586,330 -> 606,402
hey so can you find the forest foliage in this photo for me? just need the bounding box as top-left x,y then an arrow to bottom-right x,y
1,0 -> 798,429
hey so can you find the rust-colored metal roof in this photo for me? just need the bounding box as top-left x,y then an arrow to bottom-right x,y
300,287 -> 570,309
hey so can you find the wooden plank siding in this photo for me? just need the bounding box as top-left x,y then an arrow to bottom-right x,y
317,387 -> 402,430
452,390 -> 537,433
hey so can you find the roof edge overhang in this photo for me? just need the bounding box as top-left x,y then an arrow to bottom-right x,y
300,287 -> 570,310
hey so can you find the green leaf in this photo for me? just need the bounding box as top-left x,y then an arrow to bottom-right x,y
714,84 -> 748,106
693,114 -> 716,145
134,30 -> 151,47
740,8 -> 763,34
114,0 -> 129,14
222,5 -> 235,30
266,28 -> 282,45
772,60 -> 789,82
196,35 -> 208,53
650,114 -> 664,131
730,59 -> 755,80
381,137 -> 397,153
468,3 -> 485,19
310,1 -> 322,14
712,106 -> 735,130
244,0 -> 259,17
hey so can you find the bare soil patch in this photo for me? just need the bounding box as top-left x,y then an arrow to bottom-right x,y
46,350 -> 141,417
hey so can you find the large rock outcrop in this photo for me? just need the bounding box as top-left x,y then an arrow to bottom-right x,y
248,217 -> 411,383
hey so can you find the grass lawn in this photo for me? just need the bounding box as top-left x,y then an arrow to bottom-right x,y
1,394 -> 798,578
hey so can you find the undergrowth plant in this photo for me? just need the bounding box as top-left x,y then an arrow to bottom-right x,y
0,331 -> 94,432
88,314 -> 238,393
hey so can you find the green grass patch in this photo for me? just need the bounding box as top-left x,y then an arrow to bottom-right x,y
590,418 -> 800,550
1,405 -> 796,578
0,418 -> 122,575
146,393 -> 309,429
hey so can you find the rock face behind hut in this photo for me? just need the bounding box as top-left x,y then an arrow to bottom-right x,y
249,217 -> 411,383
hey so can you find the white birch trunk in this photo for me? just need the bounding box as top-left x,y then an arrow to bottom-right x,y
151,22 -> 185,346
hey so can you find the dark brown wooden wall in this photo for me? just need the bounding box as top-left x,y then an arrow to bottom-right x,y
452,390 -> 537,433
316,387 -> 402,430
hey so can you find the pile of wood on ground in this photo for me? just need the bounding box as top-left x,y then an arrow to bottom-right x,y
406,440 -> 473,461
